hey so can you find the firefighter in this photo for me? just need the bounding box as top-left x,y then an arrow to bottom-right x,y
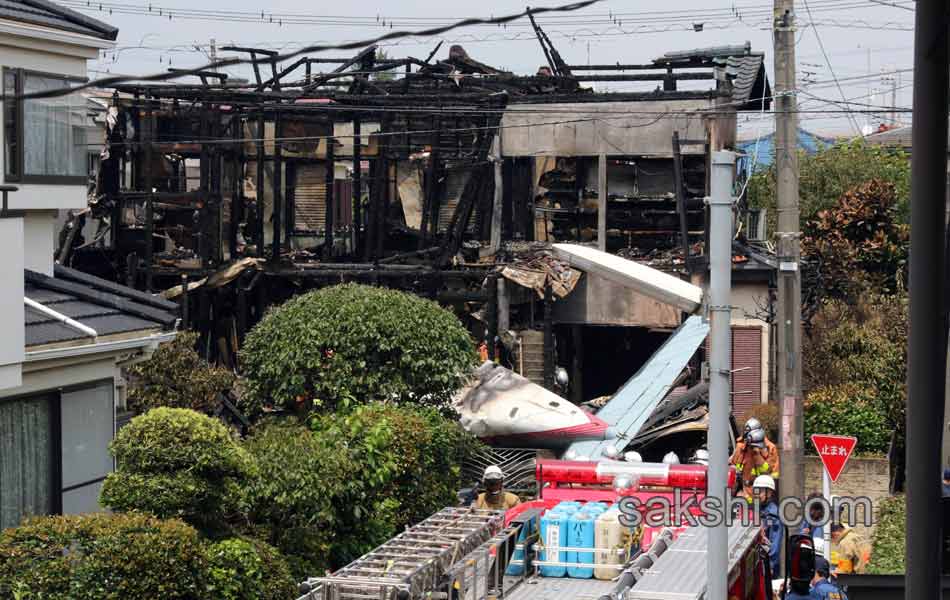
753,474 -> 783,577
830,523 -> 871,575
662,451 -> 681,465
731,419 -> 780,500
812,556 -> 849,600
689,448 -> 710,466
473,465 -> 520,510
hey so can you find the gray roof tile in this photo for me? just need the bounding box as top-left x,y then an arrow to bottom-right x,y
0,0 -> 117,40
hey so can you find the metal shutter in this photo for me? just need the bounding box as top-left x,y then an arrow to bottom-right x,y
293,164 -> 328,232
704,325 -> 763,419
730,326 -> 762,419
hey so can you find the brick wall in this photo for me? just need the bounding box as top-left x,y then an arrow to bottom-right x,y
803,454 -> 890,539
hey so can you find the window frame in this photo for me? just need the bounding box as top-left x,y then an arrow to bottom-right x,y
0,378 -> 115,523
2,67 -> 90,185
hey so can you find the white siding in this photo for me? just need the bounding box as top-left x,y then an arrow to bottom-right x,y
0,39 -> 93,210
0,217 -> 23,390
23,211 -> 55,275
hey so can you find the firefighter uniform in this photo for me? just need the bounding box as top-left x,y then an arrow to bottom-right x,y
474,491 -> 520,510
833,528 -> 871,574
731,438 -> 781,499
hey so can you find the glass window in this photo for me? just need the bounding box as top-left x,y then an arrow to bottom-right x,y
22,73 -> 89,179
61,382 -> 114,490
3,69 -> 19,180
0,394 -> 54,530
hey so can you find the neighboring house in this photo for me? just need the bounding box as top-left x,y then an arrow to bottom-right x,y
0,0 -> 177,530
736,127 -> 837,176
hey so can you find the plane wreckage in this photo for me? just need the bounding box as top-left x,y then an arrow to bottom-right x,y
455,244 -> 734,460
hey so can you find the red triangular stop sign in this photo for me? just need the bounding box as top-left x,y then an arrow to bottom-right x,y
811,434 -> 858,482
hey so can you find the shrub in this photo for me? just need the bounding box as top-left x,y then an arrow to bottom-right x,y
127,331 -> 236,415
803,384 -> 891,454
205,537 -> 297,600
240,283 -> 478,414
240,420 -> 352,577
100,408 -> 252,531
741,403 -> 778,441
867,495 -> 905,574
0,513 -> 207,600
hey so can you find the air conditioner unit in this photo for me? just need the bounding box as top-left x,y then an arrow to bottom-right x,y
746,208 -> 767,241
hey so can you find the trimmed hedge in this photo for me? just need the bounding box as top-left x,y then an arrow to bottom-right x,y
205,537 -> 297,600
0,513 -> 208,600
100,408 -> 253,530
803,384 -> 891,454
240,283 -> 478,415
867,495 -> 905,574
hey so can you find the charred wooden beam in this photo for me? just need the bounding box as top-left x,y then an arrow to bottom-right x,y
304,45 -> 377,92
229,112 -> 243,257
271,111 -> 282,263
571,72 -> 714,82
324,136 -> 335,256
352,117 -> 362,254
144,99 -> 154,291
255,114 -> 265,255
672,131 -> 691,271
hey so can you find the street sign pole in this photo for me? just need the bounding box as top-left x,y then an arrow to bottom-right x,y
822,466 -> 831,558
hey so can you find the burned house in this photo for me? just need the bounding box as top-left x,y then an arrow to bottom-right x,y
63,38 -> 774,416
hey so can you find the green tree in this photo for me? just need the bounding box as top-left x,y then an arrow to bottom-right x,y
100,408 -> 253,533
801,179 -> 908,310
747,139 -> 910,230
126,331 -> 236,415
240,283 -> 478,415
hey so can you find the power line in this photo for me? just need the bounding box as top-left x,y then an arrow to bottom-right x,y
801,0 -> 863,135
17,1 -> 602,101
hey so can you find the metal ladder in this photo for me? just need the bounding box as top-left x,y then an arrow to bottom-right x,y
297,507 -> 505,600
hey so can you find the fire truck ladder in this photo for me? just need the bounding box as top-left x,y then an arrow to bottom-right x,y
297,507 -> 506,600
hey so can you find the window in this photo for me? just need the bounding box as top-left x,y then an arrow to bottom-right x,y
0,393 -> 55,530
3,68 -> 90,183
0,380 -> 114,529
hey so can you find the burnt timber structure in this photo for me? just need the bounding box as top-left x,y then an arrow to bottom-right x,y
73,42 -> 770,366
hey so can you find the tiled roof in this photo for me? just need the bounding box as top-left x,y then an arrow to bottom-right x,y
24,265 -> 177,348
0,0 -> 117,40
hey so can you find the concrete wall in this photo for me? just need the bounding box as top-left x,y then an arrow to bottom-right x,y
804,454 -> 891,539
500,100 -> 715,157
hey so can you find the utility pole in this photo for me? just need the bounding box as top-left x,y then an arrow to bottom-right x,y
707,150 -> 736,600
774,0 -> 804,505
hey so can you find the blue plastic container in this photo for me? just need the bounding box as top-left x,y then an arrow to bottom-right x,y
567,511 -> 595,578
540,510 -> 567,577
505,513 -> 536,576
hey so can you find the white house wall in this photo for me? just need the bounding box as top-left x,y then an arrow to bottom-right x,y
0,36 -> 96,212
23,211 -> 55,275
0,217 -> 23,390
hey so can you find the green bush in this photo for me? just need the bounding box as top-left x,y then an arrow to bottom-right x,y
240,405 -> 483,577
803,384 -> 891,454
0,513 -> 207,600
867,495 -> 905,574
100,408 -> 252,531
240,283 -> 478,415
127,331 -> 236,415
240,420 -> 348,577
205,537 -> 297,600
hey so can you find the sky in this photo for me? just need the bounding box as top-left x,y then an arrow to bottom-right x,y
72,0 -> 917,137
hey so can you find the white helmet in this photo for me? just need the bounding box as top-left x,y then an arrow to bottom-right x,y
602,445 -> 620,460
662,452 -> 680,465
483,465 -> 504,481
624,451 -> 643,463
752,474 -> 775,491
690,449 -> 710,466
563,449 -> 578,461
